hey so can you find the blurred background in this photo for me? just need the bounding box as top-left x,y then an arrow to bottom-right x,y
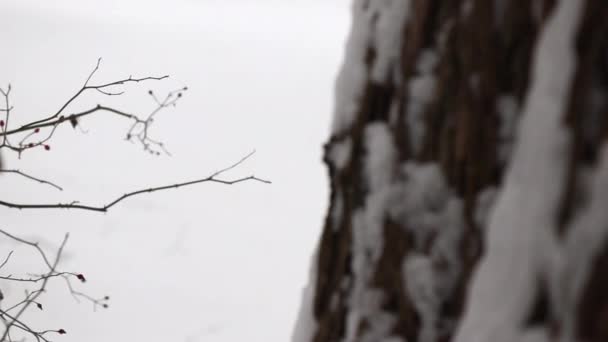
0,1 -> 349,341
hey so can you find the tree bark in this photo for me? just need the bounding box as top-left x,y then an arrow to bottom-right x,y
294,1 -> 608,342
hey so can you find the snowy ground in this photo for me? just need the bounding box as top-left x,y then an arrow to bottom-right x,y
0,1 -> 349,341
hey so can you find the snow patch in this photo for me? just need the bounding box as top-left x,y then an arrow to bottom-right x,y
496,94 -> 520,164
552,144 -> 608,341
390,161 -> 466,342
365,123 -> 397,191
331,190 -> 344,231
431,198 -> 466,299
453,2 -> 583,342
370,0 -> 411,83
292,249 -> 319,342
332,0 -> 374,133
407,49 -> 438,154
332,0 -> 411,133
329,138 -> 353,170
473,187 -> 498,229
403,197 -> 466,342
519,328 -> 549,342
404,253 -> 439,342
389,162 -> 449,249
346,123 -> 399,342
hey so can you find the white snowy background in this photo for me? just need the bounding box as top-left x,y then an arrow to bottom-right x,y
0,1 -> 349,341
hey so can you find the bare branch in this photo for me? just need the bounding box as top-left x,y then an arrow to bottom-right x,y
0,170 -> 63,191
0,232 -> 68,342
0,272 -> 75,283
83,57 -> 102,87
0,230 -> 103,342
0,230 -> 53,270
60,276 -> 109,311
210,150 -> 256,178
0,151 -> 270,213
19,59 -> 167,131
0,251 -> 13,270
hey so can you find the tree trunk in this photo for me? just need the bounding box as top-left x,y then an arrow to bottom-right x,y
293,1 -> 608,342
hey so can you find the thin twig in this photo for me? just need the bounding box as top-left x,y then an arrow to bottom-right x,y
0,230 -> 53,270
0,232 -> 68,342
0,151 -> 270,213
0,170 -> 63,191
20,58 -> 167,131
0,251 -> 13,269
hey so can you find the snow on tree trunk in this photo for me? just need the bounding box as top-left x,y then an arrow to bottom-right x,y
293,0 -> 608,342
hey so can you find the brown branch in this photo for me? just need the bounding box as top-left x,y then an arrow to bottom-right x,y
0,230 -> 53,270
0,106 -> 138,137
0,170 -> 63,191
0,95 -> 181,156
0,272 -> 75,283
19,58 -> 167,131
0,231 -> 101,342
60,276 -> 109,311
125,87 -> 187,155
0,151 -> 270,213
0,232 -> 68,342
0,310 -> 48,342
1,85 -> 13,147
0,251 -> 13,270
3,289 -> 43,313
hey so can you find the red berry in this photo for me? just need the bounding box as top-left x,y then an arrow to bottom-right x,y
76,273 -> 86,282
34,128 -> 40,133
58,329 -> 66,334
44,145 -> 50,151
0,120 -> 4,127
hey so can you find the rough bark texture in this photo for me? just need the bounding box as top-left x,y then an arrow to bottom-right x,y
307,1 -> 608,342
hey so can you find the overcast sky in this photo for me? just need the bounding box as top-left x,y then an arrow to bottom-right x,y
0,1 -> 349,341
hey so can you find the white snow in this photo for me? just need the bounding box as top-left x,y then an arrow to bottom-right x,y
388,161 -> 465,342
496,94 -> 520,164
329,138 -> 353,170
431,198 -> 466,299
416,49 -> 439,75
404,253 -> 439,342
406,50 -> 438,154
552,144 -> 608,341
365,123 -> 397,191
332,0 -> 374,133
453,2 -> 583,342
519,328 -> 550,342
389,162 -> 449,249
292,250 -> 319,342
331,190 -> 345,231
332,0 -> 411,133
327,138 -> 352,231
369,0 -> 411,83
346,123 -> 399,342
473,187 -> 498,229
401,197 -> 466,342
